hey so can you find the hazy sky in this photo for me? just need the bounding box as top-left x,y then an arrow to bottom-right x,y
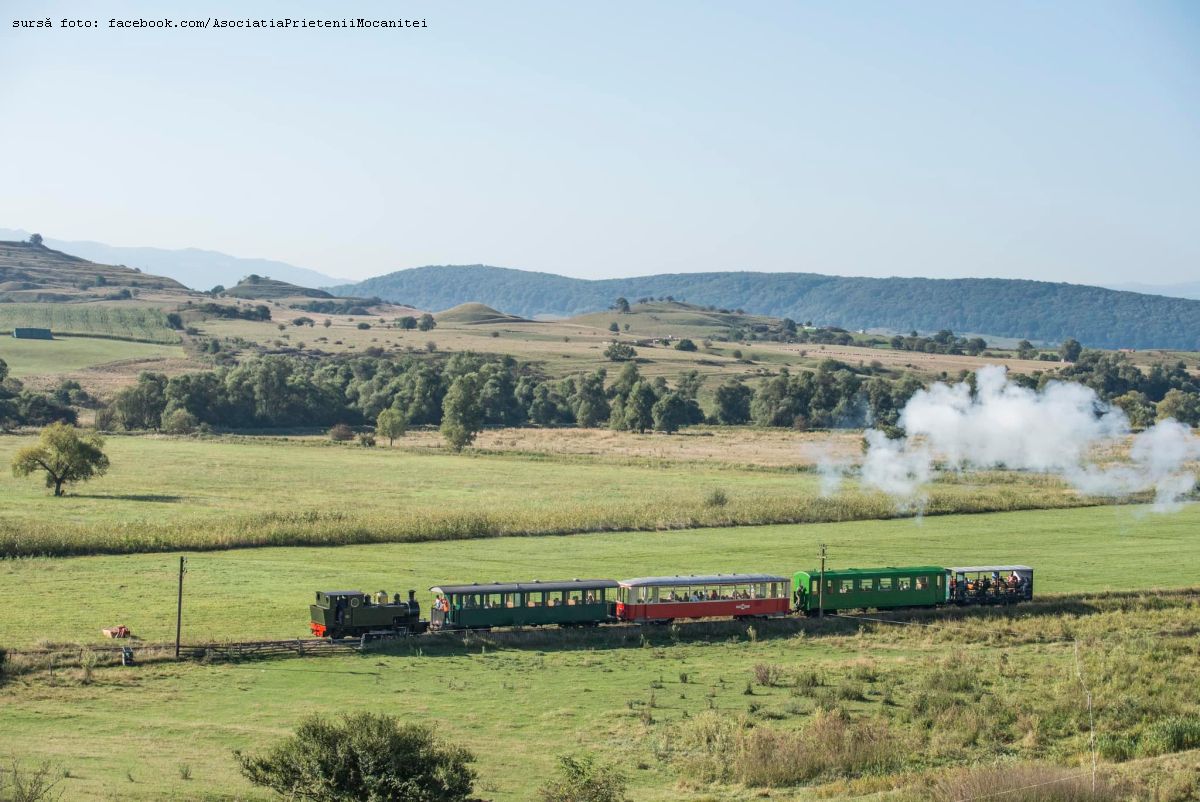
2,0 -> 1197,283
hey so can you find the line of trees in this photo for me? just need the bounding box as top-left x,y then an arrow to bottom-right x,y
0,358 -> 78,430
98,352 -> 932,440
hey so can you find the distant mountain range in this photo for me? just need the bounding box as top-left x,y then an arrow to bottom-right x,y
1101,281 -> 1200,301
0,229 -> 347,291
330,265 -> 1200,350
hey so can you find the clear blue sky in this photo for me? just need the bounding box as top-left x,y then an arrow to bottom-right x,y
2,0 -> 1197,283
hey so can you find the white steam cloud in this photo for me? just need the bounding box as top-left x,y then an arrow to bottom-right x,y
858,366 -> 1200,512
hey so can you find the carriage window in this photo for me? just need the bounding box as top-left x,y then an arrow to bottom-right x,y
860,579 -> 873,592
811,580 -> 818,593
936,575 -> 943,587
879,578 -> 892,591
840,580 -> 853,594
916,577 -> 929,590
898,578 -> 912,591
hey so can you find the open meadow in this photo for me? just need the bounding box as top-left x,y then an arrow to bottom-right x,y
0,432 -> 1128,558
0,336 -> 186,382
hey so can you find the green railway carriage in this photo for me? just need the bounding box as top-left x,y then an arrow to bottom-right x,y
792,566 -> 946,613
309,589 -> 425,639
429,579 -> 618,630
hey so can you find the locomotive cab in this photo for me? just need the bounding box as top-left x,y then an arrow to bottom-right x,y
310,589 -> 425,639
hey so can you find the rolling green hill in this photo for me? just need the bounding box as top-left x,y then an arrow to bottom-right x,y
329,265 -> 1200,349
223,274 -> 333,300
434,302 -> 526,324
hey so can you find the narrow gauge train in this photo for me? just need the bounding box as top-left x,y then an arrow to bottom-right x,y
309,565 -> 1033,639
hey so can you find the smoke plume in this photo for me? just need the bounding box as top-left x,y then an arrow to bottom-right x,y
859,366 -> 1200,511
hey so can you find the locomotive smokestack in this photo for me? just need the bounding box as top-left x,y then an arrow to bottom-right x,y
408,589 -> 415,602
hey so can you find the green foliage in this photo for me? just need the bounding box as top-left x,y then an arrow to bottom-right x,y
10,422 -> 109,496
537,753 -> 628,802
713,379 -> 752,424
376,408 -> 408,445
418,313 -> 437,332
673,338 -> 697,351
651,392 -> 690,433
441,373 -> 484,451
161,408 -> 198,435
235,712 -> 475,802
1059,338 -> 1083,362
603,342 -> 636,362
1157,389 -> 1200,426
622,381 -> 656,433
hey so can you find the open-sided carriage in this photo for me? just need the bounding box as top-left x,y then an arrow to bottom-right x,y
428,579 -> 618,630
946,565 -> 1033,605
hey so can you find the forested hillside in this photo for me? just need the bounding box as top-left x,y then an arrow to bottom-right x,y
329,265 -> 1200,349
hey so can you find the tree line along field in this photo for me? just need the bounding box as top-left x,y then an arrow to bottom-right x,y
2,514 -> 1199,800
0,432 -> 1138,559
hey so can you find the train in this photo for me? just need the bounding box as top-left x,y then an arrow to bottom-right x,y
310,564 -> 1033,640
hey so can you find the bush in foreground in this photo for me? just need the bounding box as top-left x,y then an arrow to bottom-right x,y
235,712 -> 475,802
538,753 -> 628,802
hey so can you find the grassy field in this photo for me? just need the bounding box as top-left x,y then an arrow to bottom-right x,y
0,433 -> 1124,558
2,521 -> 1200,802
0,302 -> 181,343
0,336 -> 185,380
2,502 -> 1196,647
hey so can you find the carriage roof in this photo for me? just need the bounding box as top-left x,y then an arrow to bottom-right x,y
430,579 -> 619,595
618,573 -> 789,587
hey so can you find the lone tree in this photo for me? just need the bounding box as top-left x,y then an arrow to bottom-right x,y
604,342 -> 636,362
28,233 -> 44,246
1059,338 -> 1083,362
236,712 -> 476,802
612,297 -> 631,314
441,373 -> 484,451
376,408 -> 408,446
418,313 -> 437,332
12,422 -> 110,497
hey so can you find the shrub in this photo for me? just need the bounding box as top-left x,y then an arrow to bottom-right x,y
604,343 -> 636,362
235,712 -> 475,802
357,432 -> 376,448
162,408 -> 198,435
0,757 -> 65,802
703,488 -> 729,508
327,423 -> 354,442
674,338 -> 697,351
357,322 -> 370,330
538,752 -> 629,802
753,663 -> 783,687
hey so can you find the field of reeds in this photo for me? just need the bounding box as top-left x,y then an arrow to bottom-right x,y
0,433 -> 1141,558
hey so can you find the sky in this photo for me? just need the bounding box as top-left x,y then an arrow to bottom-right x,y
2,0 -> 1198,284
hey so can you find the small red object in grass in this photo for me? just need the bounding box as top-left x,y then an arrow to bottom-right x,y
102,626 -> 131,638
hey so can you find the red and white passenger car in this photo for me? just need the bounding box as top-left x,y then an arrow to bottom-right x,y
615,573 -> 792,623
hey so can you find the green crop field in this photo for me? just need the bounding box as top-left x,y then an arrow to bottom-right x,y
0,302 -> 181,344
2,511 -> 1198,800
0,336 -> 185,379
0,433 -> 1121,558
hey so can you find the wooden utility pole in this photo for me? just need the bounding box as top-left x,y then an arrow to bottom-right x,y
175,556 -> 187,659
818,543 -> 827,619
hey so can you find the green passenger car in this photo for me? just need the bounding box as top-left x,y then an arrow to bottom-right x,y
791,566 -> 946,614
429,579 -> 618,630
